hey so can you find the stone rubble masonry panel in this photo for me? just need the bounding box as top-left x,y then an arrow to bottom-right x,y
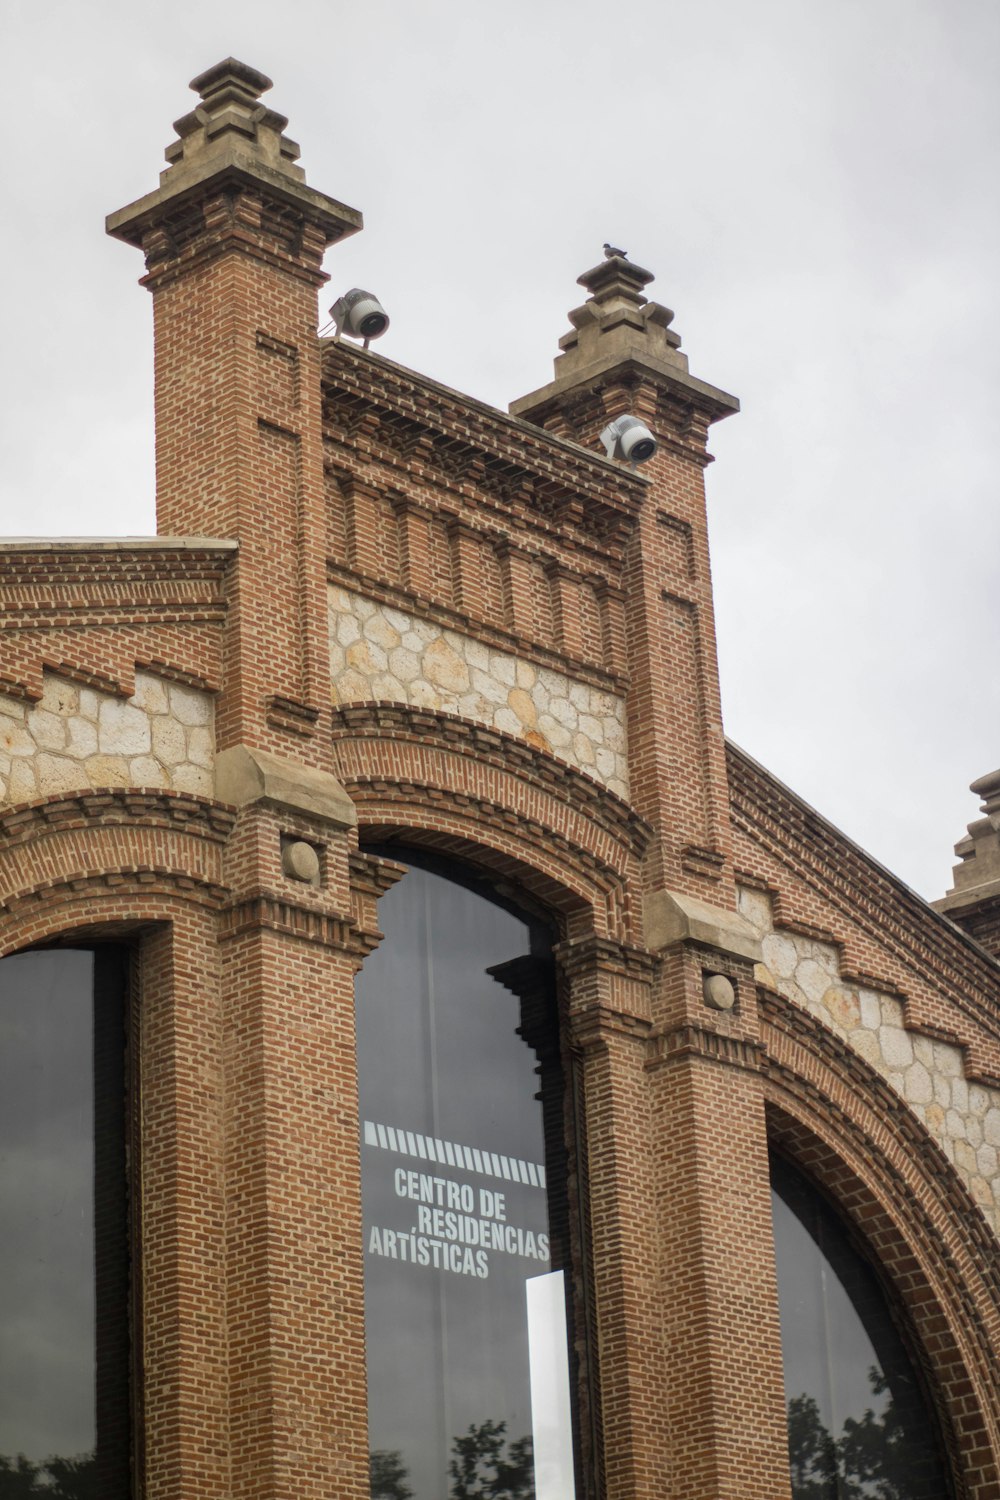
0,670 -> 215,805
738,885 -> 1000,1236
328,584 -> 630,798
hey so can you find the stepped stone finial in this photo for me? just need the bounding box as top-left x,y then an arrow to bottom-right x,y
510,252 -> 738,425
161,58 -> 304,188
556,252 -> 686,377
934,768 -> 1000,958
107,58 -> 361,254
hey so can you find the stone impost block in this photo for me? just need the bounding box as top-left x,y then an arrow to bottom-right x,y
644,888 -> 763,963
215,744 -> 356,829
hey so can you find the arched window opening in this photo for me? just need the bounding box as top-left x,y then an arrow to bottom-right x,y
0,946 -> 133,1498
356,851 -> 578,1500
771,1153 -> 951,1500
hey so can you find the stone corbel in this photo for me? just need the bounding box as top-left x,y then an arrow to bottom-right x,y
643,888 -> 762,964
215,744 -> 357,828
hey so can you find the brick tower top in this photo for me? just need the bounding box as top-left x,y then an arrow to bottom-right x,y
106,57 -> 361,257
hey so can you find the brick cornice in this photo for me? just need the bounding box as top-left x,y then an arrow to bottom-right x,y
0,542 -> 234,593
565,1001 -> 653,1049
218,889 -> 365,953
646,1023 -> 766,1073
555,933 -> 656,981
322,342 -> 644,546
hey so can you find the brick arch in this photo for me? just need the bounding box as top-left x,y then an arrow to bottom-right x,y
332,701 -> 651,944
353,791 -> 631,945
0,789 -> 233,957
762,992 -> 1000,1500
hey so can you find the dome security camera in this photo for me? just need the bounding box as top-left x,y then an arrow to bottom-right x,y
600,415 -> 658,465
329,288 -> 390,343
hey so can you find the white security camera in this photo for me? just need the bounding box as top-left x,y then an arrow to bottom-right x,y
600,415 -> 658,465
329,288 -> 390,343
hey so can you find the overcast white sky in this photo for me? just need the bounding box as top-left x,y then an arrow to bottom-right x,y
2,0 -> 997,900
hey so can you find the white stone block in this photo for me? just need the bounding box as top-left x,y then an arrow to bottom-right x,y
168,683 -> 212,727
795,958 -> 831,1007
0,694 -> 26,723
39,677 -> 80,716
186,727 -> 214,769
594,746 -> 617,782
85,754 -> 131,788
172,763 -> 213,795
489,652 -> 517,688
408,679 -> 439,708
879,1026 -> 913,1069
347,638 -> 387,674
547,695 -> 576,728
67,718 -> 98,758
29,708 -> 69,751
849,1029 -> 881,1067
8,759 -> 38,801
976,1144 -> 998,1178
903,1061 -> 934,1104
383,607 -> 413,635
879,996 -> 904,1027
99,700 -> 152,756
334,669 -> 374,704
858,990 -> 882,1030
493,708 -> 522,737
0,718 -> 35,757
152,716 -> 186,766
365,612 -> 402,651
481,671 -> 515,708
130,757 -> 169,788
764,933 -> 798,980
572,733 -> 596,767
133,674 -> 170,715
969,1085 -> 991,1118
336,613 -> 361,646
36,754 -> 82,794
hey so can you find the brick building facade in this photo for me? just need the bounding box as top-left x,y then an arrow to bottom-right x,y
0,59 -> 997,1500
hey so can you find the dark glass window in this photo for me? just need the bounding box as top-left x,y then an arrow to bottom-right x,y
356,855 -> 576,1500
771,1155 -> 950,1500
0,948 -> 131,1498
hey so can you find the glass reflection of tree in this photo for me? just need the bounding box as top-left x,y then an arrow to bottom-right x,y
369,1422 -> 535,1500
788,1367 -> 945,1500
0,1451 -> 97,1499
370,1448 -> 413,1500
449,1421 -> 534,1500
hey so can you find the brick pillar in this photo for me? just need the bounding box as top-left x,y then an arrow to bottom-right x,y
108,61 -> 373,1500
107,57 -> 362,769
514,255 -> 793,1499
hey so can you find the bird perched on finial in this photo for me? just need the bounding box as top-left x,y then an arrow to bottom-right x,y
603,242 -> 628,259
